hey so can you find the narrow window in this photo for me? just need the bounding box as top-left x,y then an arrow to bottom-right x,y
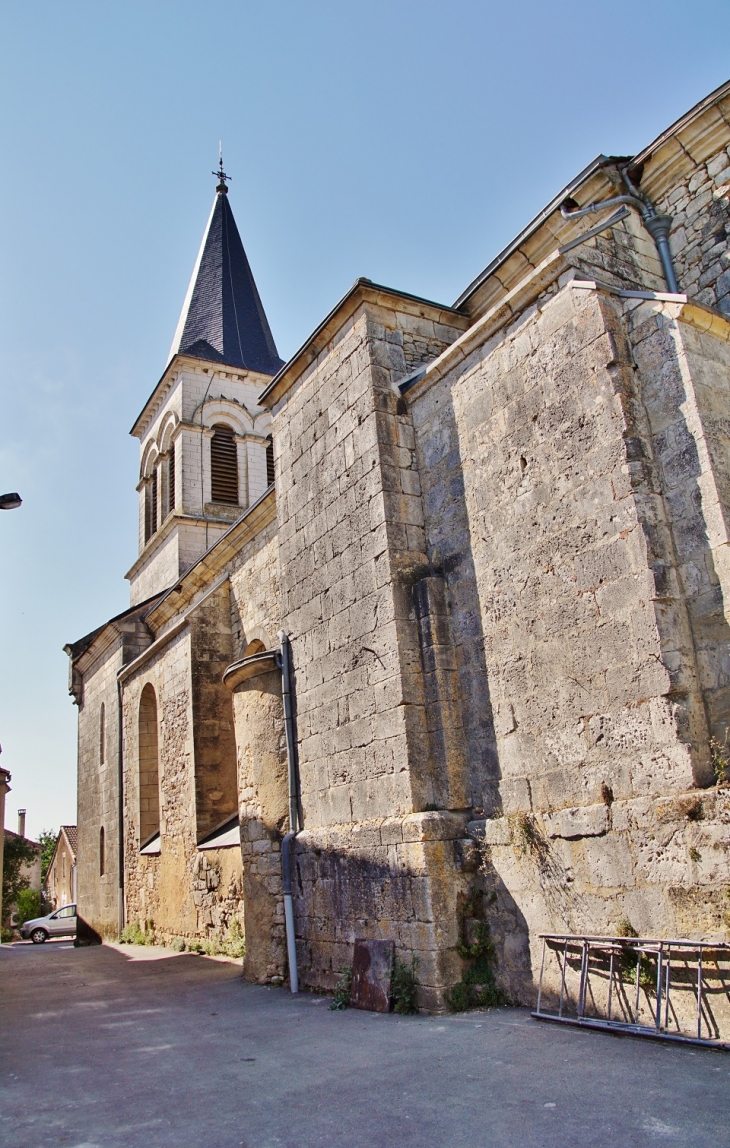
169,442 -> 176,512
144,471 -> 158,542
99,703 -> 106,765
151,469 -> 158,530
266,437 -> 275,488
62,853 -> 66,880
99,828 -> 105,876
138,683 -> 160,847
210,423 -> 238,504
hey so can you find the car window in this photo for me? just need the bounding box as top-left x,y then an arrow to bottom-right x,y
56,906 -> 75,918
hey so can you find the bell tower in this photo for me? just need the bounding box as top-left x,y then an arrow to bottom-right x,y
126,162 -> 284,605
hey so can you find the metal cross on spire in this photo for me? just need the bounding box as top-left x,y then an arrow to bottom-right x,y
213,142 -> 231,193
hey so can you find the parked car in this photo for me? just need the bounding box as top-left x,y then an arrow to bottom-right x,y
19,904 -> 77,943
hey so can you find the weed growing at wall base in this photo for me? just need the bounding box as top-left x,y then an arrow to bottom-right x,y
329,965 -> 353,1009
446,892 -> 510,1012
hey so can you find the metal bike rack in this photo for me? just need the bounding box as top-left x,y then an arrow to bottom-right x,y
532,933 -> 730,1050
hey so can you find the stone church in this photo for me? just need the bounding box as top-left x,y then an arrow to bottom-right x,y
67,81 -> 730,1008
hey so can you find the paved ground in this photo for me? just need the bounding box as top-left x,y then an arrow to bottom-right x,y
1,941 -> 729,1148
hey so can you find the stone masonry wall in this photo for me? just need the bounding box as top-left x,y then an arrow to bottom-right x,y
271,296 -> 479,1003
661,145 -> 730,312
123,628 -> 244,945
420,281 -> 730,1001
76,641 -> 124,938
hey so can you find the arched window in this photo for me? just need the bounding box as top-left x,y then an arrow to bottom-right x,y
99,827 -> 105,876
99,703 -> 106,765
138,683 -> 160,848
144,469 -> 158,542
266,437 -> 275,488
210,423 -> 238,504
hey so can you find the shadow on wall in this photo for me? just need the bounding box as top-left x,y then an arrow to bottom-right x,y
630,305 -> 730,780
285,833 -> 532,1010
75,916 -> 102,947
408,381 -> 502,816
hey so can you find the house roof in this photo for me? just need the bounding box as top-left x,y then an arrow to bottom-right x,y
61,825 -> 78,857
166,180 -> 284,376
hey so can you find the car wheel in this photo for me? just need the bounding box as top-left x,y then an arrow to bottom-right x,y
30,929 -> 48,944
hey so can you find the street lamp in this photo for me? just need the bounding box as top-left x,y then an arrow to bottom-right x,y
0,493 -> 22,510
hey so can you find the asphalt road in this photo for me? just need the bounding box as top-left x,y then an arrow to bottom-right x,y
1,940 -> 728,1148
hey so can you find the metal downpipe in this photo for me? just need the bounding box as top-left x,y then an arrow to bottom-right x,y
560,167 -> 680,295
116,677 -> 125,936
278,629 -> 300,993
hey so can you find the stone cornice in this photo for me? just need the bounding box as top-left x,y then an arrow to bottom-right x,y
130,354 -> 274,441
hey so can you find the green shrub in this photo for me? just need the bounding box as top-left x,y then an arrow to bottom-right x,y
2,834 -> 37,923
119,921 -> 147,945
16,889 -> 41,926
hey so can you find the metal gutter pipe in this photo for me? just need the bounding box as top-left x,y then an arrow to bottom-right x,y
560,166 -> 679,294
277,629 -> 300,993
281,831 -> 299,994
116,677 -> 125,936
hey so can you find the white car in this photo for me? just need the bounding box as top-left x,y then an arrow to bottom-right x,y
19,904 -> 77,943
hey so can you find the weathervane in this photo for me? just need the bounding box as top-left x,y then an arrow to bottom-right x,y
213,142 -> 230,193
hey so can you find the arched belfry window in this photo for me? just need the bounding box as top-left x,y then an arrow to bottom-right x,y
144,469 -> 158,542
138,684 -> 160,848
99,703 -> 106,765
266,437 -> 275,488
210,423 -> 238,505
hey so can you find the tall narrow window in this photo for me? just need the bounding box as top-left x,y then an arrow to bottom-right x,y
99,828 -> 105,876
144,471 -> 158,542
99,703 -> 106,765
266,437 -> 275,488
138,683 -> 160,848
210,423 -> 238,504
168,442 -> 176,512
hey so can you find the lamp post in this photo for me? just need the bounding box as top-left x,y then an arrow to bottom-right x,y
0,494 -> 21,935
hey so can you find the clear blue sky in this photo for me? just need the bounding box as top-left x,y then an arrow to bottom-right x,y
1,1 -> 729,839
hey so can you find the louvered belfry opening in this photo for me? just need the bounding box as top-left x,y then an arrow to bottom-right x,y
144,469 -> 158,543
266,437 -> 275,488
211,423 -> 238,504
168,442 -> 176,512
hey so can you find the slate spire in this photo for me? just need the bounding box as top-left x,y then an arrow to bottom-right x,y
167,163 -> 284,375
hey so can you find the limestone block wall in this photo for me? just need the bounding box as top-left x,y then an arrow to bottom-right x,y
229,523 -> 281,658
189,585 -> 238,841
660,145 -> 730,311
225,526 -> 285,982
419,281 -> 730,1001
230,667 -> 288,984
628,300 -> 730,746
271,294 -> 478,1001
76,641 -> 124,938
123,628 -> 243,943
